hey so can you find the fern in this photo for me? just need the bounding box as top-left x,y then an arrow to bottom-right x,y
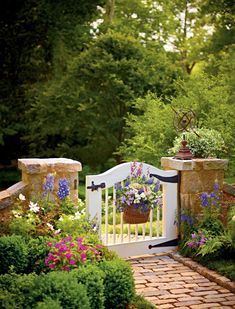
197,234 -> 234,257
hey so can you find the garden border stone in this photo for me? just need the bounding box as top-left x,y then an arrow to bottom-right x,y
168,251 -> 235,293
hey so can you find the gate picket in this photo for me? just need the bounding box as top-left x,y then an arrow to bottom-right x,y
86,162 -> 178,257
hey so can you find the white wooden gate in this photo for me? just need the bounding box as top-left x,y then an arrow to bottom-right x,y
86,162 -> 178,258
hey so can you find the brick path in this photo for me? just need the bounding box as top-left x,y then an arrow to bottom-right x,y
129,254 -> 235,309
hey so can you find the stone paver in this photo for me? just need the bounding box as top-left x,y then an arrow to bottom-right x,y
128,253 -> 235,309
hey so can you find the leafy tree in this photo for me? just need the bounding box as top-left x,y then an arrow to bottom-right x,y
117,94 -> 175,166
119,70 -> 235,173
26,30 -> 180,168
0,0 -> 104,164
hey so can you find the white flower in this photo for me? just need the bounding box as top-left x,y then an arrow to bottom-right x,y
139,32 -> 146,38
232,215 -> 235,222
19,194 -> 26,201
54,229 -> 61,235
59,216 -> 64,221
140,192 -> 146,198
46,223 -> 54,230
131,13 -> 138,19
29,201 -> 40,213
74,211 -> 81,220
12,210 -> 22,218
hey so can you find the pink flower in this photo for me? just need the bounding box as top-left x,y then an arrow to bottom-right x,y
69,259 -> 76,265
78,244 -> 87,250
49,263 -> 56,269
62,266 -> 70,272
80,253 -> 87,262
65,253 -> 73,259
63,236 -> 72,242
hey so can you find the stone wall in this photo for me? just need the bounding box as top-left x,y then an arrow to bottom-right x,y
161,157 -> 228,214
0,158 -> 82,214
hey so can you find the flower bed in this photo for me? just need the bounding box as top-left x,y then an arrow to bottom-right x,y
0,173 -> 141,309
178,182 -> 235,281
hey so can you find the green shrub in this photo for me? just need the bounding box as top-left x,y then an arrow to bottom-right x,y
171,128 -> 226,158
228,206 -> 235,244
35,297 -> 62,309
9,217 -> 36,237
26,237 -> 49,274
131,294 -> 156,309
99,259 -> 135,309
0,273 -> 37,309
72,265 -> 105,309
33,271 -> 90,309
0,235 -> 29,274
198,217 -> 224,237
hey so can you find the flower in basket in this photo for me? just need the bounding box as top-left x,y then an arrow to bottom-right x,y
116,162 -> 162,224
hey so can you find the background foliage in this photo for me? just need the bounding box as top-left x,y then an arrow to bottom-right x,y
0,0 -> 234,179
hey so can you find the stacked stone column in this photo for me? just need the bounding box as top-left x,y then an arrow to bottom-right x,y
161,157 -> 228,214
18,158 -> 82,202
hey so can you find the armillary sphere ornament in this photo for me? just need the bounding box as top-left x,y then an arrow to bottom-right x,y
171,107 -> 197,160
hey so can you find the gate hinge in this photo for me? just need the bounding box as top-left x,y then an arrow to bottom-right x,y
150,173 -> 179,183
87,181 -> 106,191
149,238 -> 178,249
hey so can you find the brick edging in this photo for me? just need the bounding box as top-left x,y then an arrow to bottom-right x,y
167,251 -> 235,293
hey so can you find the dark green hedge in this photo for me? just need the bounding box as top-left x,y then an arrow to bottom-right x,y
99,259 -> 135,309
0,258 -> 136,309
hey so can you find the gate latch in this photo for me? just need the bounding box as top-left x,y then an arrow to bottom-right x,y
87,181 -> 106,191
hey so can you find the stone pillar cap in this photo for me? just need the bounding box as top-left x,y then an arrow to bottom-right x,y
161,157 -> 228,171
18,158 -> 82,174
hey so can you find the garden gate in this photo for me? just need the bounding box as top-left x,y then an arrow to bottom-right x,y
86,162 -> 178,258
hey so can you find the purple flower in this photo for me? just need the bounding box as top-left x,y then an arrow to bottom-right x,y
115,183 -> 122,190
181,214 -> 193,225
200,192 -> 209,207
153,181 -> 160,192
142,175 -> 146,182
43,174 -> 54,196
145,178 -> 154,185
187,242 -> 195,248
124,178 -> 130,187
136,164 -> 143,177
121,196 -> 126,203
57,178 -> 70,200
214,182 -> 219,192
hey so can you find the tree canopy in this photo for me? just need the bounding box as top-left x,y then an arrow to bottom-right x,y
0,0 -> 234,175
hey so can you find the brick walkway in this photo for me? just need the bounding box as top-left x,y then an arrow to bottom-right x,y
129,254 -> 235,309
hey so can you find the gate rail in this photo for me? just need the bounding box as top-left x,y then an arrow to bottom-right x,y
86,162 -> 178,257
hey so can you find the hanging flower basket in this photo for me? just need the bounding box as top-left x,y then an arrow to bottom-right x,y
123,205 -> 150,224
116,162 -> 162,224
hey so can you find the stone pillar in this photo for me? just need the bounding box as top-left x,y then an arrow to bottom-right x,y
161,157 -> 228,214
18,158 -> 82,203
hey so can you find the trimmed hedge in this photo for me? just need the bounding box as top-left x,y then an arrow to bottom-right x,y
99,259 -> 135,309
35,297 -> 62,309
0,273 -> 37,308
0,235 -> 28,274
0,235 -> 136,309
33,271 -> 90,309
26,236 -> 49,274
72,265 -> 105,309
